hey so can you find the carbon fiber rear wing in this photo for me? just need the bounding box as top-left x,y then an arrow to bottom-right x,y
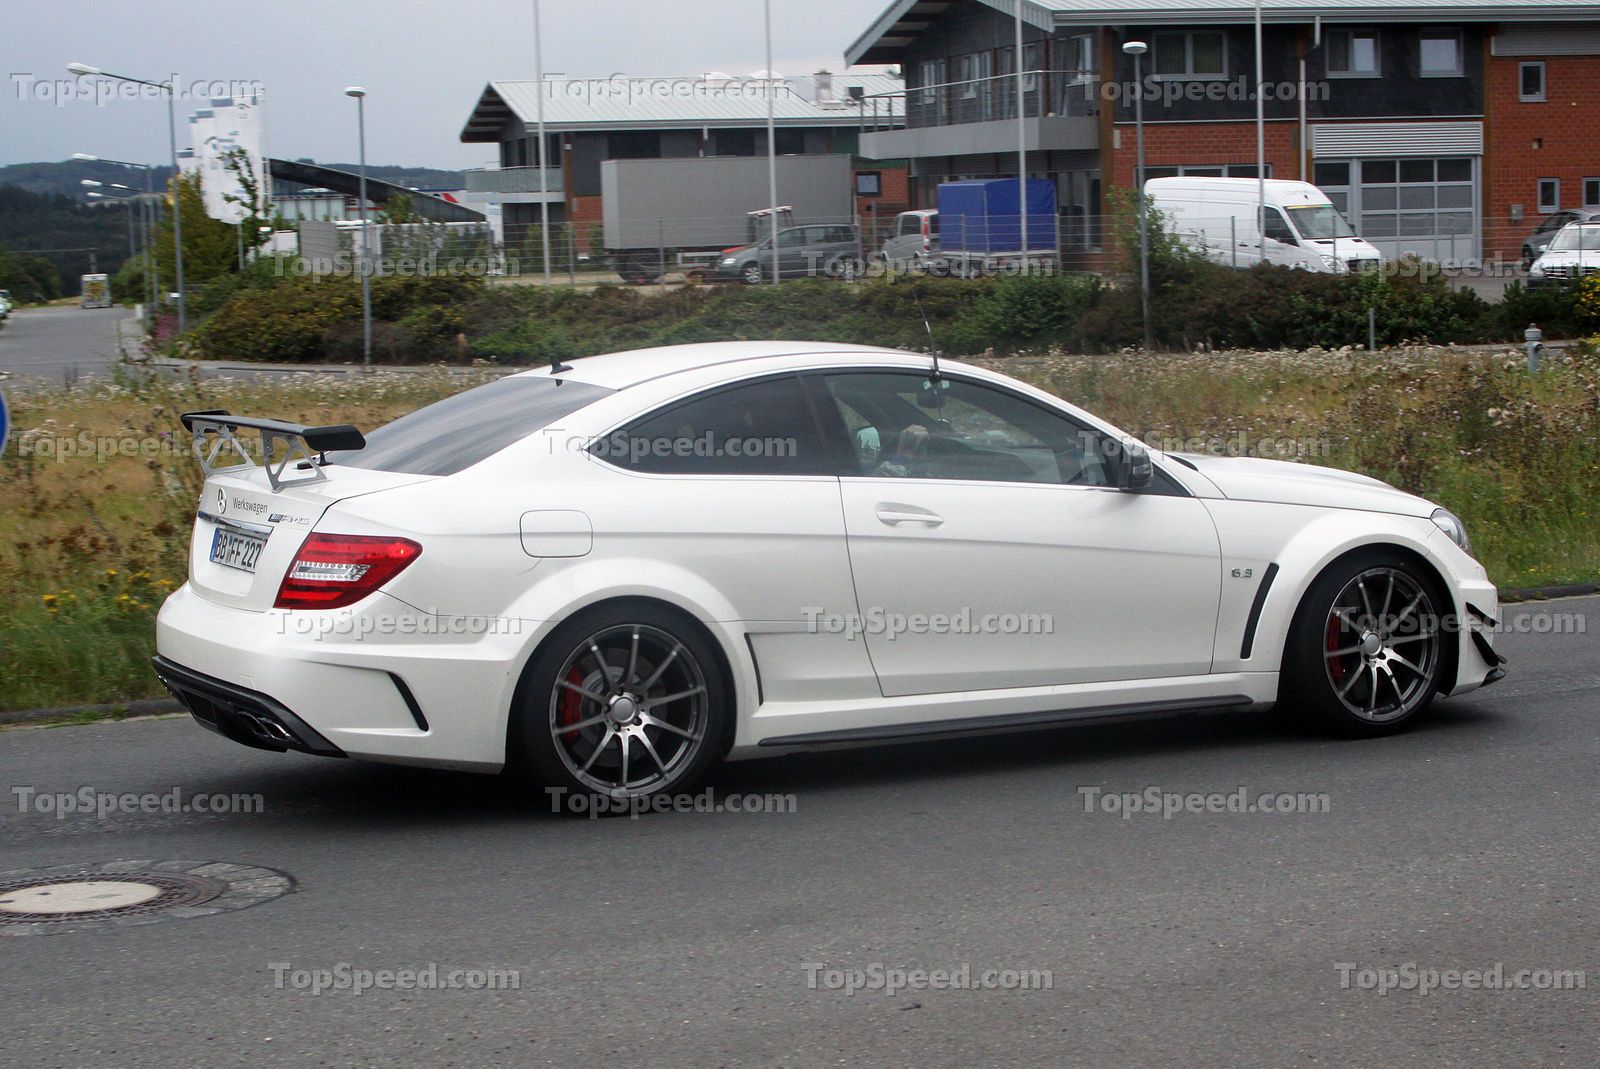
182,410 -> 366,492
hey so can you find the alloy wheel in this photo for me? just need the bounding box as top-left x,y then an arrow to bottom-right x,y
1321,567 -> 1442,723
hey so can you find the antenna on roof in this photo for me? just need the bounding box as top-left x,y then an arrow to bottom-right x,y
913,287 -> 943,385
550,353 -> 573,375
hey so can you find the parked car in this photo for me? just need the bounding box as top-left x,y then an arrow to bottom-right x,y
0,289 -> 11,318
711,224 -> 862,284
1527,222 -> 1600,287
880,209 -> 940,271
156,341 -> 1503,801
1521,208 -> 1600,269
1146,177 -> 1383,273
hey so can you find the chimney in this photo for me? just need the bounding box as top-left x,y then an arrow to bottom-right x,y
814,69 -> 834,102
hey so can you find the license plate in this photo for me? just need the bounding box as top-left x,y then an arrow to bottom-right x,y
210,526 -> 267,573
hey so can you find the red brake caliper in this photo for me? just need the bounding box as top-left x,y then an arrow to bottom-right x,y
557,669 -> 588,747
1326,615 -> 1346,683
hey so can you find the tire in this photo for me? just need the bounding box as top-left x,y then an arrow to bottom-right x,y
1280,552 -> 1448,736
740,262 -> 763,285
515,603 -> 728,801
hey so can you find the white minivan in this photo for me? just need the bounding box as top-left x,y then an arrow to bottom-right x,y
1145,177 -> 1382,274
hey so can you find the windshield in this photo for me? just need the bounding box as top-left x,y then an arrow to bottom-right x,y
1285,204 -> 1357,240
1548,225 -> 1600,252
329,375 -> 612,476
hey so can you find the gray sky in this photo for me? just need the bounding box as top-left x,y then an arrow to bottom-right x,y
4,0 -> 892,170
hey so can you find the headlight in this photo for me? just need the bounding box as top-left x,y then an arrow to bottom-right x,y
1529,263 -> 1545,277
1431,508 -> 1471,554
719,257 -> 738,265
1320,255 -> 1339,270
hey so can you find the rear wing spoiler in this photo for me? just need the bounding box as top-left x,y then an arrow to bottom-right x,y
182,410 -> 366,492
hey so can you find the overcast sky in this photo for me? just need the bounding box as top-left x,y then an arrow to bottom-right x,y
5,0 -> 892,170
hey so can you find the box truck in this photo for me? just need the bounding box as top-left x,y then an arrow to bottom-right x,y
80,274 -> 112,308
600,155 -> 856,283
1144,177 -> 1382,274
936,179 -> 1059,277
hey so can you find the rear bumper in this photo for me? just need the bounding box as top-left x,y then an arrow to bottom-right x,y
155,583 -> 527,772
153,655 -> 345,757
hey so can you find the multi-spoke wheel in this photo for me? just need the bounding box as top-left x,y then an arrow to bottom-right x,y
517,605 -> 727,800
1284,554 -> 1447,734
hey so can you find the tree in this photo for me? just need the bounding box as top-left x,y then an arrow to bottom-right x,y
150,172 -> 240,293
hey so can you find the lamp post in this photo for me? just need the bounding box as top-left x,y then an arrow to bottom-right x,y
1122,41 -> 1152,352
1013,0 -> 1028,271
74,154 -> 158,328
531,0 -> 553,286
344,86 -> 373,369
68,63 -> 187,333
85,185 -> 150,323
762,0 -> 779,285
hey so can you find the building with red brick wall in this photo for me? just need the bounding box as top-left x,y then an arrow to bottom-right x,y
852,0 -> 1599,268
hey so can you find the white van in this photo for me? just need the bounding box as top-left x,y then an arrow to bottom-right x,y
1144,177 -> 1382,273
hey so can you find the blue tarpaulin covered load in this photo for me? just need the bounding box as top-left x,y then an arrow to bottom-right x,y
937,179 -> 1057,254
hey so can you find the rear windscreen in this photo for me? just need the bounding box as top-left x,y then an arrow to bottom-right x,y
329,375 -> 612,476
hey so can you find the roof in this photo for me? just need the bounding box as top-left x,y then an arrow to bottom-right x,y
462,73 -> 905,143
848,0 -> 1600,62
510,340 -> 940,391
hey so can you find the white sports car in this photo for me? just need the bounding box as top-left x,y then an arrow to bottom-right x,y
155,342 -> 1504,799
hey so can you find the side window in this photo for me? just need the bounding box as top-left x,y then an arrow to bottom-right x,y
897,215 -> 917,237
1262,207 -> 1297,244
593,375 -> 826,476
816,371 -> 1117,487
777,228 -> 808,248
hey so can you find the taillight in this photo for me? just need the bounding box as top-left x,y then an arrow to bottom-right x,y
274,533 -> 422,610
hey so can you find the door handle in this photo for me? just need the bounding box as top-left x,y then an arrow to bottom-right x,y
875,504 -> 944,528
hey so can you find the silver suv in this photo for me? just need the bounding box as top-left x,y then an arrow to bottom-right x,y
712,224 -> 863,284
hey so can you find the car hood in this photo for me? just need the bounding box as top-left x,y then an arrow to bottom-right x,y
1172,453 -> 1435,516
1533,251 -> 1600,268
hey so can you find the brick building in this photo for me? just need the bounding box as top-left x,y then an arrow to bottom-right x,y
848,0 -> 1600,263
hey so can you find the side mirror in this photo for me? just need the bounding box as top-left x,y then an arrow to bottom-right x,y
1117,439 -> 1154,492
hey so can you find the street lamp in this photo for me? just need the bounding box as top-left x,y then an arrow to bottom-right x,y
1122,40 -> 1152,352
344,86 -> 373,369
531,0 -> 553,287
76,157 -> 159,331
67,63 -> 187,333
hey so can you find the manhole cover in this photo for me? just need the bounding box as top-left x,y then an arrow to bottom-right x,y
0,861 -> 293,936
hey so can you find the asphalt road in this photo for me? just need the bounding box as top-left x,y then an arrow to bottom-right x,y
2,598 -> 1596,1067
0,304 -> 136,385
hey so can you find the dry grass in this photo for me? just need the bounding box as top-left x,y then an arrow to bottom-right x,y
2,347 -> 1595,711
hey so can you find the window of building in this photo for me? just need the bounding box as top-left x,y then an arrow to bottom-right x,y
1585,178 -> 1600,208
856,171 -> 882,196
715,129 -> 756,156
918,59 -> 947,105
1064,35 -> 1095,81
1538,178 -> 1561,213
1520,62 -> 1546,102
1144,164 -> 1272,180
1327,29 -> 1381,77
608,131 -> 661,159
1419,29 -> 1463,77
773,128 -> 806,155
1153,31 -> 1227,79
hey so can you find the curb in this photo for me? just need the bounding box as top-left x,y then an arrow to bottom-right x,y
0,698 -> 184,727
1500,583 -> 1600,603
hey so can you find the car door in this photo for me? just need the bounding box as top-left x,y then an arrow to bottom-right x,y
810,370 -> 1223,698
776,226 -> 813,278
585,372 -> 874,704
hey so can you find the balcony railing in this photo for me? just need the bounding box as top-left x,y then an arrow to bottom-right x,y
859,70 -> 1100,131
464,166 -> 564,195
